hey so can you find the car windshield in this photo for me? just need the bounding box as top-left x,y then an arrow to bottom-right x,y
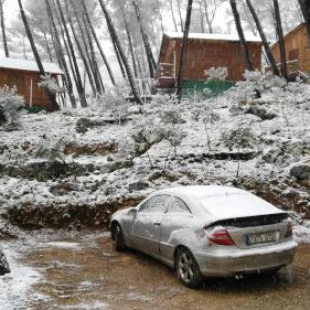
197,193 -> 281,219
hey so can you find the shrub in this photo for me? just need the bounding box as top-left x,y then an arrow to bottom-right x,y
232,71 -> 286,104
38,74 -> 65,95
97,80 -> 130,119
35,138 -> 65,163
0,85 -> 24,129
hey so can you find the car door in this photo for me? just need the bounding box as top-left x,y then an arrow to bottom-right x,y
130,194 -> 171,255
160,196 -> 193,260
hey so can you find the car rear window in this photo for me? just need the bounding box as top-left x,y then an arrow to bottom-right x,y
198,193 -> 281,218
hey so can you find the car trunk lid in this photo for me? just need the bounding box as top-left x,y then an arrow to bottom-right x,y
205,213 -> 290,249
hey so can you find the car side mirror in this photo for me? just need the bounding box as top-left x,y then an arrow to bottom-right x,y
128,208 -> 137,216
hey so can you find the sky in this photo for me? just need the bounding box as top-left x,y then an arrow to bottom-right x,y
4,1 -> 19,23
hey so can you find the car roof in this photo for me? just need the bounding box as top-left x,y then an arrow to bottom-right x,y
157,185 -> 247,198
155,185 -> 283,220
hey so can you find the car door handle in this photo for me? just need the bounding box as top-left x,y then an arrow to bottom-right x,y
153,222 -> 161,226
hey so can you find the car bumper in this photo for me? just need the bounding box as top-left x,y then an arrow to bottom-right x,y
196,241 -> 298,277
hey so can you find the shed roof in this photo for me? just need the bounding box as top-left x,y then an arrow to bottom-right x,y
164,32 -> 262,43
0,57 -> 64,75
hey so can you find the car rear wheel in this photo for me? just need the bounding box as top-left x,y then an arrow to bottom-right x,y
112,223 -> 126,252
176,247 -> 202,288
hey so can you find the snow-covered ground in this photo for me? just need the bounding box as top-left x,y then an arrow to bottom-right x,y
0,240 -> 43,310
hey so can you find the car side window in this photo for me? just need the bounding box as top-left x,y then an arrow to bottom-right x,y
169,197 -> 191,214
139,194 -> 170,213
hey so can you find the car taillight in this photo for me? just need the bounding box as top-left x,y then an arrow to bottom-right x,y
285,220 -> 293,238
207,229 -> 234,246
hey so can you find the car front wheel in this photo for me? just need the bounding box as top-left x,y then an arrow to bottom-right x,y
176,247 -> 202,288
112,223 -> 126,252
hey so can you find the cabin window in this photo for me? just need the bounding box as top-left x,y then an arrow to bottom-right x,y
288,49 -> 299,61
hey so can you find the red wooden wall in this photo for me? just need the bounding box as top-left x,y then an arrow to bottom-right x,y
0,68 -> 58,109
158,36 -> 262,81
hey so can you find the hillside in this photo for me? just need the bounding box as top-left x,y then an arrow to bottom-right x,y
1,74 -> 310,236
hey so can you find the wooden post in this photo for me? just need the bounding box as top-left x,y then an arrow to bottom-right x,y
30,78 -> 33,107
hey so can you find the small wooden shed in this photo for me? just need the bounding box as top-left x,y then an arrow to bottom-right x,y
271,23 -> 310,78
155,32 -> 263,89
0,57 -> 63,109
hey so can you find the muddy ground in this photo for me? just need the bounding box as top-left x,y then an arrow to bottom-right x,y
2,230 -> 310,310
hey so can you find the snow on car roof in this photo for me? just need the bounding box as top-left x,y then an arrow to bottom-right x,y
161,185 -> 245,198
0,57 -> 63,74
159,185 -> 283,219
164,32 -> 262,43
198,193 -> 283,219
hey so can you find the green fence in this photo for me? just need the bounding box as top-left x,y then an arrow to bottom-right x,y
182,79 -> 235,98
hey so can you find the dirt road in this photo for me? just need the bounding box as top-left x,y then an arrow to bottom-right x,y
2,230 -> 310,310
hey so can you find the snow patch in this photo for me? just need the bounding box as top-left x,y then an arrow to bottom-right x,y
38,241 -> 81,249
293,224 -> 310,243
0,243 -> 44,310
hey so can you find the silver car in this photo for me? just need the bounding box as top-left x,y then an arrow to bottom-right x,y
110,185 -> 297,288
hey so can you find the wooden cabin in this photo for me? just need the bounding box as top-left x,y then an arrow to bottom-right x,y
0,57 -> 63,110
270,23 -> 310,79
155,32 -> 263,90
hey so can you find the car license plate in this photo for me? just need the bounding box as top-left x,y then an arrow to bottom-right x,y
246,231 -> 277,245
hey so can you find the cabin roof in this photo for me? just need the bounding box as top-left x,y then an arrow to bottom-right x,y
283,22 -> 306,38
163,32 -> 262,43
0,57 -> 64,75
270,22 -> 306,49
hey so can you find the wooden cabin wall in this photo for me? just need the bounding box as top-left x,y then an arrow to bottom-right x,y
0,68 -> 51,108
161,39 -> 262,81
271,24 -> 310,73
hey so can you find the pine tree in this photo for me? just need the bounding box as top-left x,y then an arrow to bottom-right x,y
246,0 -> 279,76
0,0 -> 9,57
230,0 -> 254,71
177,0 -> 193,101
273,0 -> 287,79
98,0 -> 142,104
18,0 -> 60,111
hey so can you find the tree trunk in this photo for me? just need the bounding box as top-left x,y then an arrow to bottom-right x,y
169,0 -> 178,32
155,0 -> 165,33
18,0 -> 60,111
176,0 -> 184,32
43,29 -> 53,62
54,0 -> 87,107
67,7 -> 97,96
0,0 -> 9,57
230,0 -> 254,71
98,0 -> 142,104
67,0 -> 101,96
117,0 -> 139,79
298,0 -> 310,38
71,0 -> 104,95
80,0 -> 116,86
113,39 -> 126,78
273,0 -> 288,79
44,0 -> 77,108
202,0 -> 214,33
246,0 -> 279,76
131,0 -> 157,78
199,0 -> 205,33
176,0 -> 193,101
